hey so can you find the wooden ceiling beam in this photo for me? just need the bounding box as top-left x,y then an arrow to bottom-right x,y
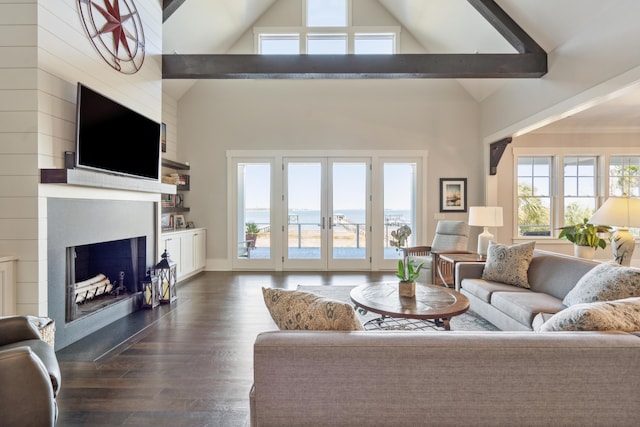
467,0 -> 545,54
162,53 -> 546,79
163,0 -> 186,23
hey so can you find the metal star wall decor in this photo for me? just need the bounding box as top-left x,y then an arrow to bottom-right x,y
78,0 -> 145,74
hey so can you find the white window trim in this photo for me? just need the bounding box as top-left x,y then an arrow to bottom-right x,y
513,147 -> 640,240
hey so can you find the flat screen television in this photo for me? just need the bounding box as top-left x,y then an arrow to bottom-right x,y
75,83 -> 161,180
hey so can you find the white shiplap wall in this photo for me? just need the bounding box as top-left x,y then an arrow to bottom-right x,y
0,0 -> 162,315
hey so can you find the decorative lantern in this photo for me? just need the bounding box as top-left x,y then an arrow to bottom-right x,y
141,269 -> 159,309
155,250 -> 177,303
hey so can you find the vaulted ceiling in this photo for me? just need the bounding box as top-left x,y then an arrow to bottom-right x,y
162,0 -> 640,134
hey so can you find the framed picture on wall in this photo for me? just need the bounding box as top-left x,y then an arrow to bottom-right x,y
440,178 -> 467,212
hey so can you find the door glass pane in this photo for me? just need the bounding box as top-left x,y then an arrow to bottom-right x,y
288,163 -> 322,259
383,163 -> 417,259
332,162 -> 366,259
237,163 -> 270,259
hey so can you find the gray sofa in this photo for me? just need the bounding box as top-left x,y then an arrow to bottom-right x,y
455,249 -> 600,331
251,330 -> 640,426
0,316 -> 61,426
251,249 -> 640,426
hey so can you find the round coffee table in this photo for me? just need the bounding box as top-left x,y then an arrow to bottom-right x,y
350,282 -> 470,331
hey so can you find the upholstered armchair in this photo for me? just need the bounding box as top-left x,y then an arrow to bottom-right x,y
402,220 -> 470,284
0,316 -> 61,426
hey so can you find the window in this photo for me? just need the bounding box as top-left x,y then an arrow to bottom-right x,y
610,156 -> 640,197
517,157 -> 552,236
515,150 -> 640,238
307,0 -> 347,27
307,34 -> 347,54
256,1 -> 398,55
563,156 -> 597,225
259,34 -> 300,54
354,33 -> 395,54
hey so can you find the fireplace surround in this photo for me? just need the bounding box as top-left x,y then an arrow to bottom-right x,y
48,198 -> 157,349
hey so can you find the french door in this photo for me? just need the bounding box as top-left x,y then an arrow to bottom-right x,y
283,157 -> 371,270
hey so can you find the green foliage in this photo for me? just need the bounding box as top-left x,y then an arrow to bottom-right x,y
518,183 -> 550,234
245,222 -> 260,234
558,218 -> 611,250
564,203 -> 595,227
396,259 -> 424,282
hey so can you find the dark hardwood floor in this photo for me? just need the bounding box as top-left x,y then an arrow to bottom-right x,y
55,271 -> 395,426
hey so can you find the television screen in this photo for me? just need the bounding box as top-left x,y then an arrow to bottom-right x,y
75,83 -> 161,180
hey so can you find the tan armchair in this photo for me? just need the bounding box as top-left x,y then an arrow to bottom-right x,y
0,316 -> 60,426
402,220 -> 470,284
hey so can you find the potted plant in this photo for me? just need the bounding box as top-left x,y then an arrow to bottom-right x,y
558,218 -> 611,259
396,258 -> 424,297
245,222 -> 260,248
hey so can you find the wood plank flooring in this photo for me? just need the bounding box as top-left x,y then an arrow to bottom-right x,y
56,271 -> 395,426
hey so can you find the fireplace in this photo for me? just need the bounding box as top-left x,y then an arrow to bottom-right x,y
48,198 -> 157,349
66,236 -> 147,322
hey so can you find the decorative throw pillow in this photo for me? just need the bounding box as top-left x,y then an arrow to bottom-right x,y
481,241 -> 535,288
537,297 -> 640,332
563,261 -> 640,306
262,287 -> 364,331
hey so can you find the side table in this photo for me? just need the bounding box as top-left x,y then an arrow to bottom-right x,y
435,252 -> 486,288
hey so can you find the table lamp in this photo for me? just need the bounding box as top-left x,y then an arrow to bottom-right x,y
589,196 -> 640,266
468,206 -> 503,257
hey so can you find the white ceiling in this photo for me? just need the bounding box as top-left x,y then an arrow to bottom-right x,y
162,0 -> 640,134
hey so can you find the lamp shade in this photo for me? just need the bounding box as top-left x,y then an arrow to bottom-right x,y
589,196 -> 640,266
589,197 -> 640,228
468,206 -> 504,227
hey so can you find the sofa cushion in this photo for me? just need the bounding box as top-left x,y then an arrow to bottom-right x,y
262,288 -> 364,331
537,297 -> 640,332
461,278 -> 530,303
481,241 -> 535,289
563,261 -> 640,306
532,312 -> 556,331
491,291 -> 566,328
526,251 -> 598,300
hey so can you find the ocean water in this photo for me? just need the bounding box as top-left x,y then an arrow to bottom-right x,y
245,209 -> 412,227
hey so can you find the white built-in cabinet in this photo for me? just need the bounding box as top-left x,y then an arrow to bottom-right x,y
159,228 -> 207,282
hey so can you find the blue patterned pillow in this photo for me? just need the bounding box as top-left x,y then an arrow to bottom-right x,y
481,241 -> 535,288
563,261 -> 640,306
537,297 -> 640,332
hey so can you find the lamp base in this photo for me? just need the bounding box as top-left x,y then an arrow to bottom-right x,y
611,227 -> 635,266
477,228 -> 494,257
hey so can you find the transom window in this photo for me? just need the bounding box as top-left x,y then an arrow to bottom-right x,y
256,0 -> 397,55
259,34 -> 300,55
307,0 -> 347,27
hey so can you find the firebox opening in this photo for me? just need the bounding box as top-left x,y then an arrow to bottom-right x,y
66,236 -> 147,322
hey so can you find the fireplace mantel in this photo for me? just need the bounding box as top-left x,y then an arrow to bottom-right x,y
41,169 -> 176,194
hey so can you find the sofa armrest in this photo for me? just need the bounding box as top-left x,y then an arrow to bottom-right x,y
0,316 -> 41,346
0,346 -> 57,426
455,261 -> 486,291
251,331 -> 640,427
